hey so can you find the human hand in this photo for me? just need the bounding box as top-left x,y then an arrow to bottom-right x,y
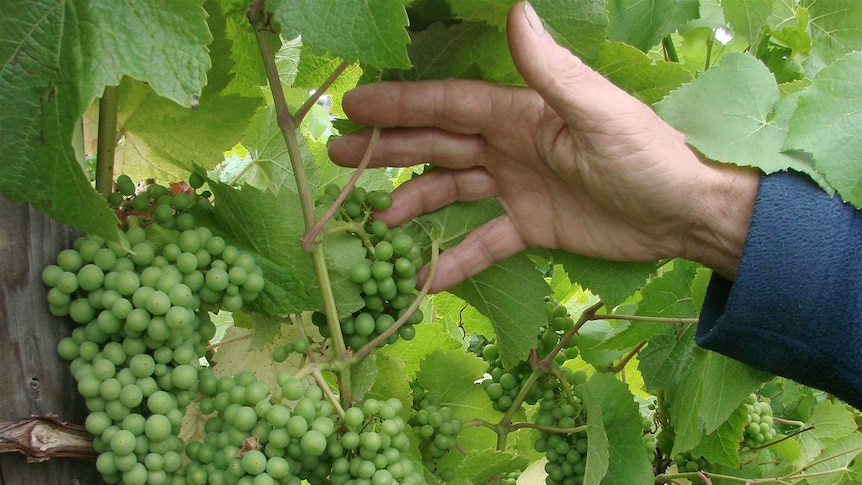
328,2 -> 759,292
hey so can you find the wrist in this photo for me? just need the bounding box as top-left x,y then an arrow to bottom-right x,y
683,163 -> 760,279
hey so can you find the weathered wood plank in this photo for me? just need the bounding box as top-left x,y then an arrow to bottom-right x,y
0,195 -> 102,484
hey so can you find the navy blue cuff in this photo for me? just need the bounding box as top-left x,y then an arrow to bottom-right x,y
697,172 -> 862,409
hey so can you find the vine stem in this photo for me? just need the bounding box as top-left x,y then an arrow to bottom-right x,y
302,127 -> 381,250
592,313 -> 698,325
206,331 -> 252,351
539,301 -> 604,370
247,1 -> 351,398
295,60 -> 350,121
95,85 -> 120,197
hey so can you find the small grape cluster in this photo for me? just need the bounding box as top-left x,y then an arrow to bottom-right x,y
532,396 -> 589,485
741,393 -> 776,449
44,175 -> 264,484
191,370 -> 423,485
331,397 -> 424,485
409,382 -> 463,481
312,184 -> 425,349
475,297 -> 581,412
501,470 -> 522,485
672,452 -> 712,476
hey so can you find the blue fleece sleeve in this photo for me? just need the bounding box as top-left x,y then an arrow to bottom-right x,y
696,171 -> 862,409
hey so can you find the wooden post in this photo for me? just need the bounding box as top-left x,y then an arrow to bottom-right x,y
0,195 -> 102,484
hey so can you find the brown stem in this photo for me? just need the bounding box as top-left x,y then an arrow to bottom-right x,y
605,341 -> 647,374
0,416 -> 96,462
295,60 -> 351,122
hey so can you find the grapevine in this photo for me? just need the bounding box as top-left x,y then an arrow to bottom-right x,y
15,1 -> 862,484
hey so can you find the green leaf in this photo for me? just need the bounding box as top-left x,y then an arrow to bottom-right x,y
1,0 -> 119,240
722,0 -> 773,44
532,0 -> 608,63
655,52 -> 816,176
208,180 -> 366,316
671,348 -> 771,455
75,0 -> 211,110
638,324 -> 698,393
416,350 -> 505,453
691,404 -> 747,468
608,0 -> 700,52
294,52 -> 363,118
805,432 -> 862,485
581,374 -> 654,484
379,321 -> 462,377
784,51 -> 862,207
552,251 -> 655,309
798,401 -> 860,461
457,449 -> 529,485
576,320 -> 625,369
449,253 -> 551,369
804,0 -> 862,67
596,260 -> 700,351
447,0 -> 510,29
222,13 -> 270,97
394,22 -> 519,85
596,41 -> 694,105
270,0 -> 411,69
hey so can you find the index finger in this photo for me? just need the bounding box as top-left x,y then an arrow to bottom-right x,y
341,79 -> 527,135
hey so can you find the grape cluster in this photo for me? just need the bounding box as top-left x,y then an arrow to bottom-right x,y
191,370 -> 422,485
532,396 -> 589,485
45,175 -> 264,484
312,184 -> 425,349
409,382 -> 462,481
741,393 -> 776,449
672,452 -> 712,476
500,470 -> 522,485
475,298 -> 580,413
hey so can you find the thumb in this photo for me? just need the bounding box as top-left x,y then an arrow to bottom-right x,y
507,2 -> 630,125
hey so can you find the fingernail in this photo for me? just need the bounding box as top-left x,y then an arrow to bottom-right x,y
523,2 -> 545,35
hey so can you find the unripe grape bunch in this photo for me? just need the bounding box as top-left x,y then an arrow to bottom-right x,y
311,184 -> 426,350
44,174 -> 265,485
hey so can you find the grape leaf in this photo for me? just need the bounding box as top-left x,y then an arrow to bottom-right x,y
595,260 -> 700,351
416,350 -> 505,453
581,374 -> 654,484
691,404 -> 747,468
394,22 -> 519,85
207,180 -> 366,316
531,0 -> 608,63
596,41 -> 694,105
270,0 -> 411,69
638,324 -> 699,393
222,13 -> 270,97
75,0 -> 211,110
608,0 -> 700,52
804,0 -> 862,67
552,251 -> 655,309
784,51 -> 862,207
798,400 -> 860,461
671,348 -> 771,455
805,432 -> 862,485
655,52 -> 817,176
1,0 -> 119,240
86,1 -> 261,183
457,448 -> 529,485
447,0 -> 510,29
379,321 -> 461,378
722,0 -> 773,44
294,52 -> 363,118
449,254 -> 551,370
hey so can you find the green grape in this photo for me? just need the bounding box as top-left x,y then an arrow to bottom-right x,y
116,175 -> 136,196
